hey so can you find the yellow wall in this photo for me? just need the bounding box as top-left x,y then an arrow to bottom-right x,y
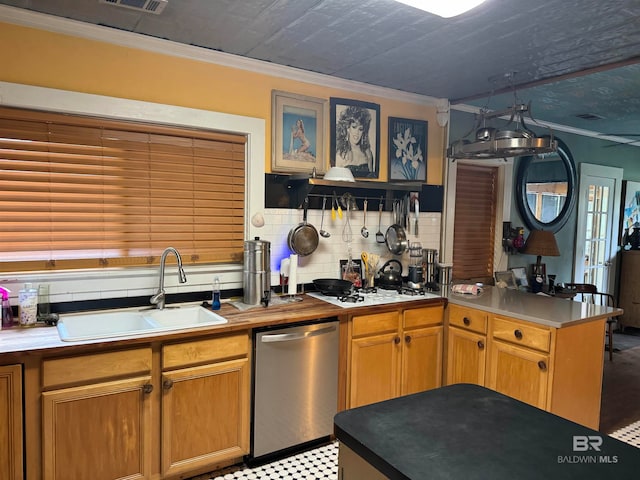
0,22 -> 444,184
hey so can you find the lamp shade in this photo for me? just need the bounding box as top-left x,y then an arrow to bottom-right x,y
522,230 -> 560,257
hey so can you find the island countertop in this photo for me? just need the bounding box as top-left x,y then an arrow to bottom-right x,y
445,285 -> 622,328
334,384 -> 640,480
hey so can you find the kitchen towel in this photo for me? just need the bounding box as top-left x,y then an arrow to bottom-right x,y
451,284 -> 483,295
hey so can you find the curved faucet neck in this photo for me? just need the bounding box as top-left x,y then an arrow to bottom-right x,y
151,247 -> 187,309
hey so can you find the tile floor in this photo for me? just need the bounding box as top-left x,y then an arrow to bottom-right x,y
610,420 -> 640,448
198,421 -> 640,480
208,442 -> 338,480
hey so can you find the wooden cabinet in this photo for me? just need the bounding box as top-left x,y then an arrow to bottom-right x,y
486,316 -> 551,410
445,304 -> 487,386
161,332 -> 250,477
618,250 -> 640,330
445,304 -> 606,429
348,305 -> 443,409
39,330 -> 250,480
0,364 -> 23,480
41,348 -> 153,480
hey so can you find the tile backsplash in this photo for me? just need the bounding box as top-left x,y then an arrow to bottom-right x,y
0,208 -> 441,307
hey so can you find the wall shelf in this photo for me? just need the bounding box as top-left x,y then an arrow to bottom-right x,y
265,174 -> 443,212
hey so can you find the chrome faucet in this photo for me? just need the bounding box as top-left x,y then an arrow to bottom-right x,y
150,247 -> 188,309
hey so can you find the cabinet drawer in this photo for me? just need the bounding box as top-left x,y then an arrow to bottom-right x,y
163,332 -> 249,370
404,305 -> 444,329
491,316 -> 551,352
43,347 -> 152,389
448,304 -> 487,334
352,311 -> 399,337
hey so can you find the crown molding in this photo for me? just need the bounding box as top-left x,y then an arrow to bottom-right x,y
0,5 -> 441,107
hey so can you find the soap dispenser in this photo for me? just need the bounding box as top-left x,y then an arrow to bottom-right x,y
0,286 -> 13,329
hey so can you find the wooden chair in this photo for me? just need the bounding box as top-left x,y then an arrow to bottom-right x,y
564,283 -> 616,360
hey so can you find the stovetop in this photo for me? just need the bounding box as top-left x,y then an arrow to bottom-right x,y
307,287 -> 441,309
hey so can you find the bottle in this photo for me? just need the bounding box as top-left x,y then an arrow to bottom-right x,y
212,277 -> 221,311
19,283 -> 38,327
0,286 -> 13,329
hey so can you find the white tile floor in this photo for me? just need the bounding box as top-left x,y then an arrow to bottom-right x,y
201,421 -> 640,480
610,420 -> 640,448
209,442 -> 338,480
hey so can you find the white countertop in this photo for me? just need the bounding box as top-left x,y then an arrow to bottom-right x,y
445,285 -> 623,328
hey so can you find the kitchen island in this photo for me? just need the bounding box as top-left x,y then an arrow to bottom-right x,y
334,384 -> 640,480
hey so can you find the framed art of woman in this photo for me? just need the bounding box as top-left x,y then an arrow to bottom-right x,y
330,98 -> 380,179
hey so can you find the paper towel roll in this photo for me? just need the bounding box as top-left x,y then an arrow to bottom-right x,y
288,254 -> 298,295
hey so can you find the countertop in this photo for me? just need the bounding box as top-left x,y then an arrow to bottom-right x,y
0,294 -> 444,355
0,285 -> 621,355
447,285 -> 622,328
334,384 -> 640,480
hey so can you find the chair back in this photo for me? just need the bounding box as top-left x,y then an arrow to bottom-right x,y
563,283 -> 598,302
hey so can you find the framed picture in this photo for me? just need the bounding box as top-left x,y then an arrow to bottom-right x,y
620,180 -> 640,244
494,270 -> 517,289
271,90 -> 327,174
510,267 -> 529,288
330,97 -> 380,179
388,117 -> 428,182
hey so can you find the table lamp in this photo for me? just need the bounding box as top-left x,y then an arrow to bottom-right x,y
522,229 -> 560,292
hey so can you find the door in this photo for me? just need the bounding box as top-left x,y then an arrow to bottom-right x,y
400,325 -> 443,396
446,327 -> 486,386
42,376 -> 153,480
0,364 -> 22,480
574,164 -> 623,293
161,358 -> 250,476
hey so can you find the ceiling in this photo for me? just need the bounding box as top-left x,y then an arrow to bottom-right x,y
2,0 -> 640,144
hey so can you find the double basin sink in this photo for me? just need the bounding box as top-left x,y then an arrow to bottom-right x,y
56,305 -> 227,342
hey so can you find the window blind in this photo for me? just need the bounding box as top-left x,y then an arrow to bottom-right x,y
452,164 -> 497,282
0,106 -> 246,272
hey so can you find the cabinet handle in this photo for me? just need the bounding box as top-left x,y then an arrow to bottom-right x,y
514,329 -> 523,340
163,378 -> 174,390
142,383 -> 154,394
394,336 -> 401,344
477,340 -> 484,350
405,335 -> 412,344
538,360 -> 547,371
463,317 -> 471,326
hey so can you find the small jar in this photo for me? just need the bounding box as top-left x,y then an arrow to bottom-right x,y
19,283 -> 38,327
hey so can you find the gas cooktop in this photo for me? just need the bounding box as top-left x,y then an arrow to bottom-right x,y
307,287 -> 441,309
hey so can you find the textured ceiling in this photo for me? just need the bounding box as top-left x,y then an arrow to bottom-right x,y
2,0 -> 640,141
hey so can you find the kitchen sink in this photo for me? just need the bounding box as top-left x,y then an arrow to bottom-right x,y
56,305 -> 228,342
144,305 -> 228,328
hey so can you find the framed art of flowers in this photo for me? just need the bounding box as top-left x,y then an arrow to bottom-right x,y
272,90 -> 327,175
388,117 -> 428,182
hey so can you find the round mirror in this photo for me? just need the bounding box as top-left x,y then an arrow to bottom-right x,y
515,137 -> 576,233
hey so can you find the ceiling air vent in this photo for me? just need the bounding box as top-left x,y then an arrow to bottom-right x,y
99,0 -> 168,15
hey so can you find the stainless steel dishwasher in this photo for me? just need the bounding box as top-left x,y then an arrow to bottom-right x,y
251,318 -> 339,461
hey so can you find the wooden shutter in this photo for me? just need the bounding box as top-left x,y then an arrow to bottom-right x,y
0,107 -> 246,272
452,164 -> 497,282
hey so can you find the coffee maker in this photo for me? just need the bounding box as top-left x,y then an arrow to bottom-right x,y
422,249 -> 439,291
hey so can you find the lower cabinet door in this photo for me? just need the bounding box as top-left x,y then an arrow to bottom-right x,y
446,326 -> 486,386
161,357 -> 250,477
487,340 -> 550,409
401,325 -> 443,396
350,332 -> 400,408
42,376 -> 153,480
0,364 -> 23,480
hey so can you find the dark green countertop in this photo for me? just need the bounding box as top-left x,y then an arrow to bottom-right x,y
334,384 -> 640,479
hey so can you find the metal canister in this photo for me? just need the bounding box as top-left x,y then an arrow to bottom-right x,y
422,249 -> 438,284
243,237 -> 271,306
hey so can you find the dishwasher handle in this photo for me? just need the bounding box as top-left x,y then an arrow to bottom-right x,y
260,324 -> 337,343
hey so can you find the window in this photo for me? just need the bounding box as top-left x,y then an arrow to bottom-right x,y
452,164 -> 498,282
0,107 -> 246,272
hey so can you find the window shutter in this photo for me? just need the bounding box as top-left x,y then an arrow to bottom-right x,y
0,107 -> 246,271
452,164 -> 497,282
